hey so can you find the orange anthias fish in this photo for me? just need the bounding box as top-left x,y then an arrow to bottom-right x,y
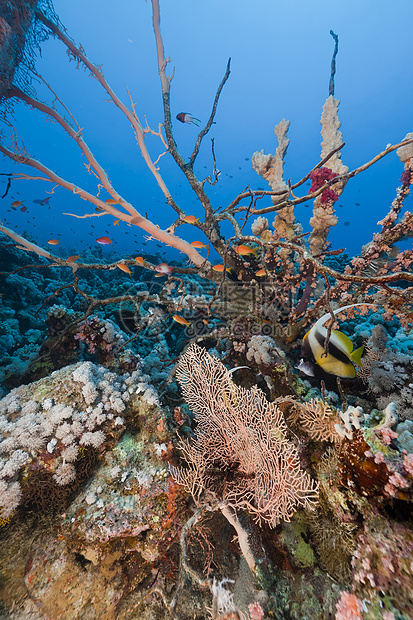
212,264 -> 231,273
117,263 -> 132,276
105,199 -> 119,205
190,240 -> 207,249
11,200 -> 24,208
155,263 -> 174,276
234,244 -> 258,257
96,236 -> 112,245
182,215 -> 199,224
176,113 -> 200,126
255,268 -> 267,277
66,255 -> 81,263
135,256 -> 145,265
113,219 -> 120,226
47,239 -> 59,245
20,206 -> 27,212
172,314 -> 191,327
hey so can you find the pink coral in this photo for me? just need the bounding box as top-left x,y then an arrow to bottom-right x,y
309,166 -> 338,190
374,451 -> 385,464
387,472 -> 409,489
320,186 -> 339,205
378,428 -> 398,445
400,168 -> 412,186
403,453 -> 413,476
335,591 -> 363,620
248,601 -> 265,620
309,166 -> 339,204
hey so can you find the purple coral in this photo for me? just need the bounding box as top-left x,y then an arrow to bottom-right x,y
309,166 -> 339,204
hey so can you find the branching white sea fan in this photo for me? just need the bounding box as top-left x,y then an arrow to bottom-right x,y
173,343 -> 319,527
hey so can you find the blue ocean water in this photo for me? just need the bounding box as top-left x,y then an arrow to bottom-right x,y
1,0 -> 412,261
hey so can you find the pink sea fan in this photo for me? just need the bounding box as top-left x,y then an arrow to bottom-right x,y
173,344 -> 319,528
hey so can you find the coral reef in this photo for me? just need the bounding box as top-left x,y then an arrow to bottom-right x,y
0,359 -> 161,519
0,1 -> 412,618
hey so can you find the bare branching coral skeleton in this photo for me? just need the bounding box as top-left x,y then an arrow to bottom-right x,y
0,0 -> 412,341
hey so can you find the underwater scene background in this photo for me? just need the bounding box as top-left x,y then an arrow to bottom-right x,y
0,1 -> 413,618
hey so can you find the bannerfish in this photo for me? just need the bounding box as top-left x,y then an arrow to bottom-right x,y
176,113 -> 200,126
298,303 -> 375,379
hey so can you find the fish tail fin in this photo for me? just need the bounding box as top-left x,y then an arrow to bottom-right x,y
350,345 -> 364,367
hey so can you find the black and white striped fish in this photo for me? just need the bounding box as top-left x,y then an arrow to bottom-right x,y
297,303 -> 375,378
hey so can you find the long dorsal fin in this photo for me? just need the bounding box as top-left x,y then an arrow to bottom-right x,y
312,303 -> 377,338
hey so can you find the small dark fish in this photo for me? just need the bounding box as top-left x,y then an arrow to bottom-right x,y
344,221 -> 350,226
176,112 -> 200,126
355,203 -> 360,206
33,197 -> 52,205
